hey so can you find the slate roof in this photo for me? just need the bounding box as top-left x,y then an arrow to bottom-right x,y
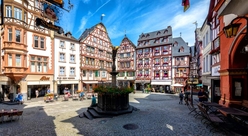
54,31 -> 78,41
172,37 -> 191,57
137,26 -> 172,42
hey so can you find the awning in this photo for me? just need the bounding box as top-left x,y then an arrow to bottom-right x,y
27,81 -> 50,85
171,83 -> 183,87
83,81 -> 98,84
220,0 -> 248,16
135,80 -> 150,83
196,84 -> 203,87
151,81 -> 171,85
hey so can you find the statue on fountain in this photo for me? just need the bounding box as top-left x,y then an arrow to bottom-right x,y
111,46 -> 119,72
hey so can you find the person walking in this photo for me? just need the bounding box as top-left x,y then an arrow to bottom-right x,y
35,89 -> 39,98
179,91 -> 184,104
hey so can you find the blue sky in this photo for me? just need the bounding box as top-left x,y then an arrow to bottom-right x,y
58,0 -> 210,46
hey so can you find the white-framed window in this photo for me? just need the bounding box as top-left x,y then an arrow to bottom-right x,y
59,53 -> 65,61
34,35 -> 45,49
70,67 -> 75,75
30,56 -> 48,73
15,54 -> 21,67
60,41 -> 65,48
70,55 -> 75,62
8,54 -> 12,66
59,67 -> 65,75
70,43 -> 75,50
6,6 -> 12,17
14,7 -> 22,20
89,71 -> 92,77
24,12 -> 27,23
16,30 -> 21,42
8,28 -> 12,41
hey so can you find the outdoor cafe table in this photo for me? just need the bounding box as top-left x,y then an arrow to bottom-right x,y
215,107 -> 248,117
200,101 -> 226,112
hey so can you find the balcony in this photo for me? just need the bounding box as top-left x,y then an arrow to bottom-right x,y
3,67 -> 28,82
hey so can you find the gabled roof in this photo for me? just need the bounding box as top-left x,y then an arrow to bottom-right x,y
172,37 -> 191,57
119,35 -> 136,49
78,22 -> 111,43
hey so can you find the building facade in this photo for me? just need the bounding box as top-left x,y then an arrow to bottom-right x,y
0,0 -> 54,100
54,32 -> 80,95
136,26 -> 173,92
171,37 -> 191,93
200,19 -> 212,98
207,0 -> 222,103
116,36 -> 136,88
79,23 -> 113,92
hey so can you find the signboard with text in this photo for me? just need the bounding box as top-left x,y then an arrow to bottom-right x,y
211,65 -> 220,76
36,18 -> 64,34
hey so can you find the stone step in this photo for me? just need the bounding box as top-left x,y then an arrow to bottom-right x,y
88,108 -> 112,118
83,111 -> 93,120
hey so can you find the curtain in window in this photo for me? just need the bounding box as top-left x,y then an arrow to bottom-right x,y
8,54 -> 12,66
16,54 -> 21,66
43,63 -> 47,72
31,62 -> 35,72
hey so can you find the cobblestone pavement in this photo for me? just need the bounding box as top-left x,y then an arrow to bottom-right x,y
0,92 -> 233,136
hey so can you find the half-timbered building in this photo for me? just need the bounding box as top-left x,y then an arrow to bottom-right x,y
136,26 -> 173,92
78,23 -> 112,92
171,37 -> 191,93
0,0 -> 55,100
117,35 -> 136,88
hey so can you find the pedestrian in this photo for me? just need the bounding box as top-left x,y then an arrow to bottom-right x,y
179,91 -> 184,104
198,88 -> 208,102
90,94 -> 97,107
36,89 -> 39,98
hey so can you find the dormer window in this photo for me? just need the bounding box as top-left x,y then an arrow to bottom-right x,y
179,47 -> 184,52
157,31 -> 161,35
164,29 -> 168,33
173,41 -> 178,47
146,34 -> 149,37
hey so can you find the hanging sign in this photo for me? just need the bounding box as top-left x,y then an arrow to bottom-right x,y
36,18 -> 64,34
43,3 -> 58,20
46,0 -> 64,8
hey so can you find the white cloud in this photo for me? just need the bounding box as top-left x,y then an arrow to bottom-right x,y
82,0 -> 90,4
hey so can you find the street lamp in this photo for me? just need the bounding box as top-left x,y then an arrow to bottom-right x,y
223,16 -> 248,53
59,78 -> 62,95
189,75 -> 195,105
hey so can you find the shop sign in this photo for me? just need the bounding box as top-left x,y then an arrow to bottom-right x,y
187,79 -> 199,84
36,18 -> 64,34
46,0 -> 64,8
40,76 -> 50,81
211,65 -> 220,76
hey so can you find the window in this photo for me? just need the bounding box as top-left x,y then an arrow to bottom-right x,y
163,70 -> 168,77
40,37 -> 44,48
70,55 -> 75,63
59,53 -> 65,62
14,7 -> 22,20
30,56 -> 48,73
24,12 -> 27,23
34,35 -> 45,49
95,71 -> 99,77
8,28 -> 12,41
90,71 -> 93,77
155,71 -> 160,77
6,6 -> 12,17
34,36 -> 38,47
16,30 -> 21,42
70,67 -> 75,75
82,70 -> 86,77
60,41 -> 65,48
126,62 -> 130,68
31,62 -> 35,72
8,54 -> 12,66
15,54 -> 21,66
59,67 -> 65,75
70,43 -> 75,50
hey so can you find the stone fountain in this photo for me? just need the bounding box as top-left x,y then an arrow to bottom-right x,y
80,46 -> 134,120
